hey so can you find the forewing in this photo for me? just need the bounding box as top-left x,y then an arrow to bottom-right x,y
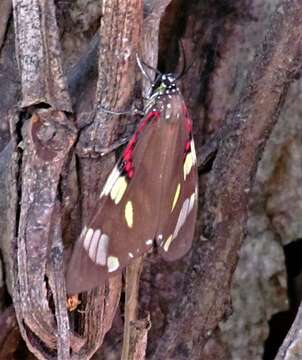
66,111 -> 178,294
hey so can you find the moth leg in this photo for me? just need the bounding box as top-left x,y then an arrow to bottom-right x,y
99,106 -> 144,116
99,136 -> 130,156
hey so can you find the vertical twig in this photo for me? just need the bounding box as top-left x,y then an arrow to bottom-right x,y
121,257 -> 144,359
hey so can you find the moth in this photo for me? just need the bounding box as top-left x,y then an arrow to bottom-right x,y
66,63 -> 198,295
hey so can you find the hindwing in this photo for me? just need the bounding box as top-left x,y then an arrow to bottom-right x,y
155,100 -> 198,260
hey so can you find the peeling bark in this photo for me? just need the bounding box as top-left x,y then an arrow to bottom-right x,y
13,0 -> 72,110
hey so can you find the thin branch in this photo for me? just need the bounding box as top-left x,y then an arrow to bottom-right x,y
122,257 -> 144,360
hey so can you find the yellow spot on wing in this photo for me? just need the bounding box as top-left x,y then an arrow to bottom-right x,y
83,228 -> 93,251
110,176 -> 127,204
163,234 -> 173,252
125,201 -> 133,228
183,152 -> 193,180
107,256 -> 120,272
171,183 -> 181,212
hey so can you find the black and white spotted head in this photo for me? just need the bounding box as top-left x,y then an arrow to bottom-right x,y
149,73 -> 179,97
143,72 -> 182,115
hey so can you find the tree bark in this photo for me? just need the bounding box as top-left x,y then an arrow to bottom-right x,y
0,0 -> 302,359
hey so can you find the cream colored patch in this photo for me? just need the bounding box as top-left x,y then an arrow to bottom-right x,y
163,234 -> 173,252
107,256 -> 120,272
100,166 -> 120,198
183,152 -> 193,180
83,228 -> 94,251
88,229 -> 101,261
188,192 -> 196,214
190,140 -> 197,165
95,233 -> 109,266
171,183 -> 181,211
125,201 -> 134,228
80,225 -> 88,238
110,176 -> 127,204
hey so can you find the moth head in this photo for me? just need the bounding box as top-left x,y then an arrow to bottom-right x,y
150,73 -> 178,97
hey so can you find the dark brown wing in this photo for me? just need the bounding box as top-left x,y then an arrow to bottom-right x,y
66,108 -> 180,294
66,95 -> 198,294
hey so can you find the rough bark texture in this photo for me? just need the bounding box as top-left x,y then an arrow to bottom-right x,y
1,0 -> 302,359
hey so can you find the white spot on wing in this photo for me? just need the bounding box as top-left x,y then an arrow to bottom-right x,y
83,228 -> 94,251
80,225 -> 87,237
100,166 -> 120,198
190,140 -> 197,165
107,256 -> 120,272
96,233 -> 109,265
145,239 -> 153,246
188,193 -> 195,214
128,252 -> 134,258
88,229 -> 101,261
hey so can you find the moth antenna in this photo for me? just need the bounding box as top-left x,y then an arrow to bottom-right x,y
175,39 -> 198,81
141,60 -> 162,77
136,53 -> 162,83
136,53 -> 153,83
175,39 -> 186,80
99,106 -> 144,117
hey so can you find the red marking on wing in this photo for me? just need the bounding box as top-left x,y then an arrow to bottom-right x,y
122,111 -> 161,179
181,103 -> 193,156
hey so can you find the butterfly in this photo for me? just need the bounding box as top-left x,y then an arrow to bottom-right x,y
66,65 -> 198,295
